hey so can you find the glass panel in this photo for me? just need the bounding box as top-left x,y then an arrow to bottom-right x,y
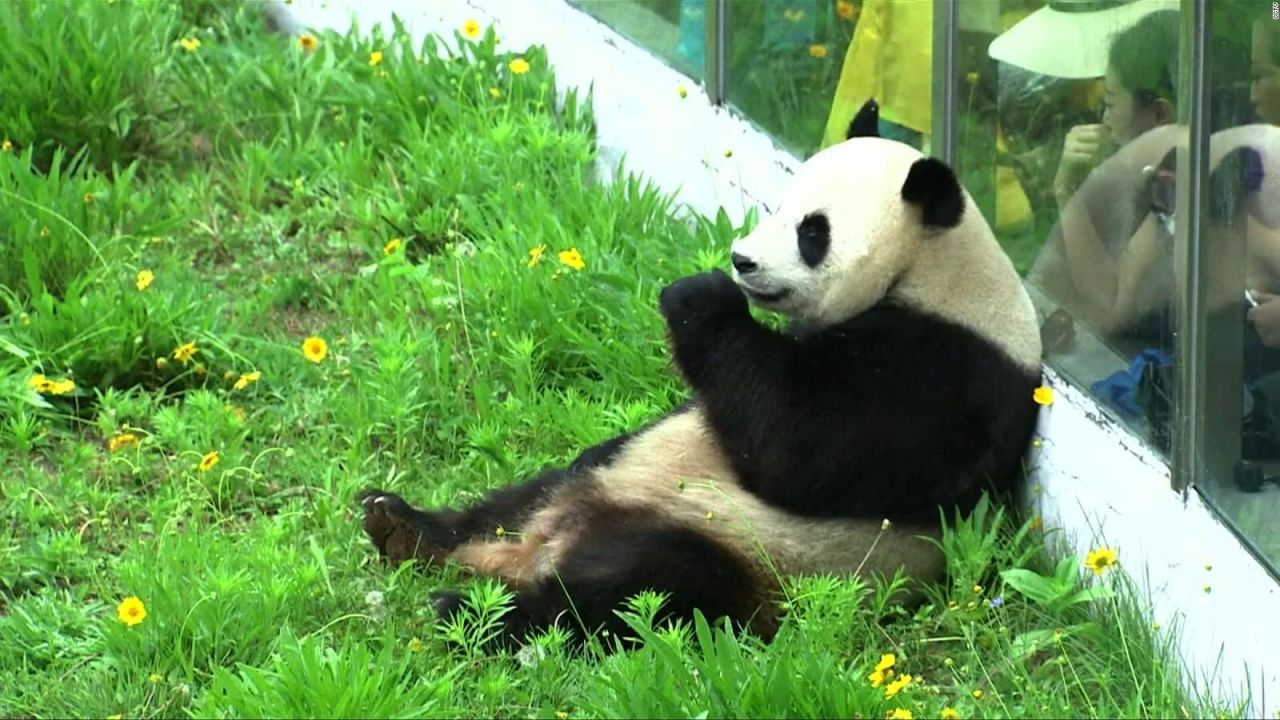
1192,5 -> 1280,574
723,0 -> 869,156
570,0 -> 708,80
954,0 -> 1187,457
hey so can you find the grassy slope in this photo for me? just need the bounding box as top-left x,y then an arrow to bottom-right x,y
0,2 -> 1243,718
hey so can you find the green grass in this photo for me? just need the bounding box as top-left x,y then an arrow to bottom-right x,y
0,3 -> 1246,718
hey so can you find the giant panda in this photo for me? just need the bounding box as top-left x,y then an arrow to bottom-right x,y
358,99 -> 1044,647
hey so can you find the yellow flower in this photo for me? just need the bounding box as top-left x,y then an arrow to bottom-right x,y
940,709 -> 959,720
383,238 -> 402,255
874,653 -> 896,672
886,710 -> 913,720
462,19 -> 481,40
677,84 -> 688,99
409,637 -> 424,653
1,138 -> 12,152
84,192 -> 95,204
972,584 -> 983,594
368,50 -> 383,66
197,450 -> 220,472
302,336 -> 328,363
558,248 -> 585,271
117,596 -> 146,626
868,668 -> 888,687
555,713 -> 568,720
1033,385 -> 1054,405
173,341 -> 198,365
509,58 -> 530,74
108,433 -> 138,452
971,689 -> 984,700
179,37 -> 201,52
884,673 -> 912,699
527,244 -> 547,268
148,672 -> 162,684
836,0 -> 858,20
29,374 -> 75,395
1084,546 -> 1119,575
489,87 -> 501,98
136,269 -> 154,291
233,370 -> 261,391
809,44 -> 828,59
298,33 -> 318,51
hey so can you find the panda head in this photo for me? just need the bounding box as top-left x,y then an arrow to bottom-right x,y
729,99 -> 972,327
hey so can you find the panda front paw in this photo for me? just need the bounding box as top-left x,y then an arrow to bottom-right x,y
658,269 -> 749,330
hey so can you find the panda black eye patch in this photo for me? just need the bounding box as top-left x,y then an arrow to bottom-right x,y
796,212 -> 831,267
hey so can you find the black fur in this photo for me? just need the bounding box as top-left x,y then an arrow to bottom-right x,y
430,506 -> 772,651
796,213 -> 832,267
901,157 -> 965,229
846,98 -> 880,139
360,429 -> 645,564
658,269 -> 1039,522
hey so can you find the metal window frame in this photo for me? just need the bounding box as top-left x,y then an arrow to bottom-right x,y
1172,0 -> 1212,494
705,0 -> 726,105
931,0 -> 958,166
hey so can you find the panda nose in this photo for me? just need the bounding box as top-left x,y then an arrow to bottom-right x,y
731,253 -> 758,274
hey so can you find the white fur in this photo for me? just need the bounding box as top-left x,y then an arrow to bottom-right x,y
730,137 -> 1041,371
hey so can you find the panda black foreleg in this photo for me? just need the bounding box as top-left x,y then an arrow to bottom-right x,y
432,516 -> 779,651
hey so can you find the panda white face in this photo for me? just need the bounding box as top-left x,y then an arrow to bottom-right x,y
729,138 -> 923,327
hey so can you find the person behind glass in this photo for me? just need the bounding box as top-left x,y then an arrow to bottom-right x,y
1027,9 -> 1182,338
1244,18 -> 1280,353
1051,9 -> 1178,213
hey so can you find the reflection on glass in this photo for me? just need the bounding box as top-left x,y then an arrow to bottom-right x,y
724,0 -> 865,156
1193,8 -> 1280,575
570,0 -> 706,80
955,1 -> 1184,457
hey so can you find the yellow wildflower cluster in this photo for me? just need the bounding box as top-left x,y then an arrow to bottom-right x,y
526,245 -> 586,271
867,652 -> 896,687
28,374 -> 75,395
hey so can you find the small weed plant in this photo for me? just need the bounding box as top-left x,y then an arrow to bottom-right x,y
0,2 -> 1243,718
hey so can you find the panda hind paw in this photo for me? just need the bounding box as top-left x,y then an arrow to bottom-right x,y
358,489 -> 449,566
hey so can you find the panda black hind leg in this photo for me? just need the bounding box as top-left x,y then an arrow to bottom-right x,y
432,504 -> 779,651
358,432 -> 635,566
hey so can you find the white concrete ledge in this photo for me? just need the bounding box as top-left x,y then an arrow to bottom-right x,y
266,0 -> 1279,715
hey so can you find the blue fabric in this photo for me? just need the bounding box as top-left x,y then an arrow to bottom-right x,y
1090,349 -> 1172,419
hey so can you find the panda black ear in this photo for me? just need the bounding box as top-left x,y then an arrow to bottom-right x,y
901,157 -> 965,229
845,98 -> 880,139
1207,145 -> 1264,221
